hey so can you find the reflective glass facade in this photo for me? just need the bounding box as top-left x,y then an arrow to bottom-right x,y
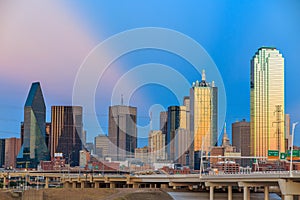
190,77 -> 218,154
250,47 -> 285,158
17,82 -> 50,168
51,106 -> 83,166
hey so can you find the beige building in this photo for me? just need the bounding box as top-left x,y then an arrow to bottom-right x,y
134,146 -> 148,163
148,130 -> 166,162
94,134 -> 109,158
250,47 -> 285,158
175,128 -> 190,166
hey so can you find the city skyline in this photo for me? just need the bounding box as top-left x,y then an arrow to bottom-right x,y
0,1 -> 300,147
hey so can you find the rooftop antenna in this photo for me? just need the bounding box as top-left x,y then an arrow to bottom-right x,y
202,69 -> 206,81
121,94 -> 124,105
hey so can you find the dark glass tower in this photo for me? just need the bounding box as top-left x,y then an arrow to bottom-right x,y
16,82 -> 50,168
50,106 -> 83,167
167,106 -> 180,161
0,139 -> 5,167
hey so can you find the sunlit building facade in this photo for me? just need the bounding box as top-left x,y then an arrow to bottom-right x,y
190,70 -> 218,154
250,47 -> 285,158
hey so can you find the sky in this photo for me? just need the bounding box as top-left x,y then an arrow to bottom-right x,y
0,0 -> 300,146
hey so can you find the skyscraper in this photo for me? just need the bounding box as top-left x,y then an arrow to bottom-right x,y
148,130 -> 166,162
108,105 -> 137,161
94,134 -> 109,158
232,119 -> 251,167
250,47 -> 285,158
190,70 -> 218,154
167,106 -> 180,161
17,82 -> 50,168
160,111 -> 168,135
50,106 -> 83,166
285,114 -> 291,152
5,138 -> 21,168
0,139 -> 5,167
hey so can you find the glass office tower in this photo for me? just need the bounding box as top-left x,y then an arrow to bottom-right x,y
250,47 -> 285,158
17,82 -> 50,168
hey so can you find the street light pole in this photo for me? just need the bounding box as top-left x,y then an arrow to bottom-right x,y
290,122 -> 298,177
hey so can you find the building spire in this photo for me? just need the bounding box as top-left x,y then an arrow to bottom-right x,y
222,122 -> 230,147
121,94 -> 124,105
202,69 -> 206,81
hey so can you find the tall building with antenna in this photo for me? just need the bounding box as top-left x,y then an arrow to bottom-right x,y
190,70 -> 218,168
108,105 -> 137,161
250,47 -> 285,158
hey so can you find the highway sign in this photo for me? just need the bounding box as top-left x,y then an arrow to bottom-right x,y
268,150 -> 279,160
280,153 -> 286,160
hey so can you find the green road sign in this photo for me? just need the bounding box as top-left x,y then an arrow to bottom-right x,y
280,153 -> 286,160
268,150 -> 279,157
287,150 -> 300,157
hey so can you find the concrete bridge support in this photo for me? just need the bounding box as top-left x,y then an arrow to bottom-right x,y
209,186 -> 214,200
264,186 -> 269,200
45,177 -> 49,189
94,182 -> 100,188
2,176 -> 6,189
278,179 -> 300,200
64,182 -> 72,188
110,183 -> 116,188
243,186 -> 250,200
228,185 -> 232,200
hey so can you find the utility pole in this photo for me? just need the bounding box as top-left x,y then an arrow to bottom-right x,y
273,105 -> 283,170
290,122 -> 298,177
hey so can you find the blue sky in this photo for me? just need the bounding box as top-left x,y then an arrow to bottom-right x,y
0,0 -> 300,146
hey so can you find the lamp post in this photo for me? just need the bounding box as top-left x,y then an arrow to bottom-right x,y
289,122 -> 298,177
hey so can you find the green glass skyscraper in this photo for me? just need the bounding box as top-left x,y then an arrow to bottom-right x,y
17,82 -> 50,168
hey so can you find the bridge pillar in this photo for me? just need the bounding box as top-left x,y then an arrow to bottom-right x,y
228,185 -> 232,200
72,182 -> 77,188
94,182 -> 99,188
132,183 -> 139,188
283,195 -> 293,200
63,182 -> 71,188
3,176 -> 6,189
161,184 -> 168,189
264,186 -> 269,200
45,177 -> 49,189
110,183 -> 116,188
81,182 -> 85,188
209,186 -> 214,200
243,186 -> 250,200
